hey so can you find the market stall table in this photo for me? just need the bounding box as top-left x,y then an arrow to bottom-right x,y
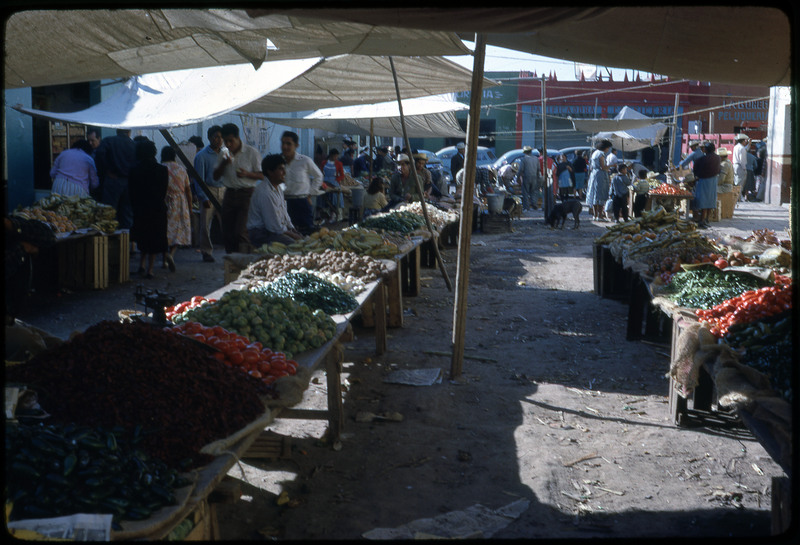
204,273 -> 387,444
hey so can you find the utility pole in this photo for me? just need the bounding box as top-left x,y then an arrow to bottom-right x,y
541,75 -> 552,218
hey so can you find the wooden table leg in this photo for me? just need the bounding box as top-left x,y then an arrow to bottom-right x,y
387,267 -> 403,328
404,245 -> 421,297
325,348 -> 343,443
373,282 -> 387,355
361,290 -> 375,328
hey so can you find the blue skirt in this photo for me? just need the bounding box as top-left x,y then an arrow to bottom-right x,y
573,172 -> 586,191
694,177 -> 718,209
585,170 -> 609,206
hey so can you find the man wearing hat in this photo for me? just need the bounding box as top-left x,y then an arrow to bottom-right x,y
388,154 -> 419,205
413,152 -> 435,196
352,147 -> 373,178
678,140 -> 703,169
497,161 -> 519,191
373,145 -> 394,174
340,139 -> 356,171
517,146 -> 540,210
450,142 -> 466,180
716,147 -> 734,194
732,133 -> 750,200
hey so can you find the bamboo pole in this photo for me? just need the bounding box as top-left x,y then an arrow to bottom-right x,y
160,129 -> 222,214
368,118 -> 374,180
388,56 -> 452,293
450,34 -> 486,379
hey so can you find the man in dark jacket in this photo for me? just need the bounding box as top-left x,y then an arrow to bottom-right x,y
450,142 -> 465,179
94,129 -> 136,229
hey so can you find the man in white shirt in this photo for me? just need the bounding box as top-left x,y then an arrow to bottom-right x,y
281,130 -> 323,235
606,147 -> 620,172
213,123 -> 264,253
247,154 -> 303,247
731,133 -> 750,201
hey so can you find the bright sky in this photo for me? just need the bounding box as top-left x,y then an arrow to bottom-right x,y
446,43 -> 652,81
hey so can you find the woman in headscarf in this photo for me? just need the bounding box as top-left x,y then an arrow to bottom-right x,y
128,139 -> 168,279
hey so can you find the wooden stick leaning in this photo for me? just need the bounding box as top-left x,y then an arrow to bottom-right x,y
388,56 -> 452,292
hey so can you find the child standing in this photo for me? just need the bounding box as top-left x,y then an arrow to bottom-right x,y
610,162 -> 632,223
632,169 -> 651,218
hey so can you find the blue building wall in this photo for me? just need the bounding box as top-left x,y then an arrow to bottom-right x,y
4,88 -> 35,212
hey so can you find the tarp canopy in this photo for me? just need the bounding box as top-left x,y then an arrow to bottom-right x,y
262,94 -> 468,138
257,7 -> 792,87
12,56 -> 494,130
591,106 -> 669,152
3,9 -> 470,89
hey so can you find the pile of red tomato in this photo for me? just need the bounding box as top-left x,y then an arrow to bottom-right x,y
165,296 -> 216,322
650,183 -> 693,196
168,321 -> 298,385
696,279 -> 793,337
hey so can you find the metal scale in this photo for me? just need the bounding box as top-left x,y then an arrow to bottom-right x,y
132,285 -> 176,326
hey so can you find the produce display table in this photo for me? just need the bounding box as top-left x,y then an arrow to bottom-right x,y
592,243 -> 632,301
204,274 -> 388,444
592,220 -> 792,529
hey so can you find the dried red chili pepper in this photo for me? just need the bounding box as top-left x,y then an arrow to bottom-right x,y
6,321 -> 271,468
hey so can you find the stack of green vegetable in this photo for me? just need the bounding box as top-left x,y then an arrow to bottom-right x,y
358,209 -> 427,234
174,289 -> 337,358
6,422 -> 191,525
252,272 -> 358,315
723,314 -> 792,402
31,193 -> 119,232
663,266 -> 772,309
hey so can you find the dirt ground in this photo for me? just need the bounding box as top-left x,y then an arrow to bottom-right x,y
16,201 -> 792,540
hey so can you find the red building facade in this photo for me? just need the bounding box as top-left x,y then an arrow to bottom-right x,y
514,74 -> 770,156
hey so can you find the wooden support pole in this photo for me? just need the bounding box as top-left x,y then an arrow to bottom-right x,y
388,56 -> 452,293
450,34 -> 486,379
160,128 -> 222,214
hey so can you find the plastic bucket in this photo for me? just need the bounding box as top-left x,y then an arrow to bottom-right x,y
486,193 -> 505,214
350,186 -> 365,208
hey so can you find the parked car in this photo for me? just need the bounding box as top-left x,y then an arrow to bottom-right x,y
436,145 -> 496,177
489,148 -> 560,173
558,146 -> 593,164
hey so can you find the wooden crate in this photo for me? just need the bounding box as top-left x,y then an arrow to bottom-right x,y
57,235 -> 108,290
479,211 -> 512,234
718,190 -> 737,219
243,430 -> 292,460
106,231 -> 130,284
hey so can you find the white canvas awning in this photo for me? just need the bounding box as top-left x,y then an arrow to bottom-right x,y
591,106 -> 669,151
271,7 -> 792,87
12,56 -> 494,130
3,9 -> 470,89
262,95 -> 468,138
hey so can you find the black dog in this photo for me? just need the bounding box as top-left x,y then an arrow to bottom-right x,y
545,199 -> 582,229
